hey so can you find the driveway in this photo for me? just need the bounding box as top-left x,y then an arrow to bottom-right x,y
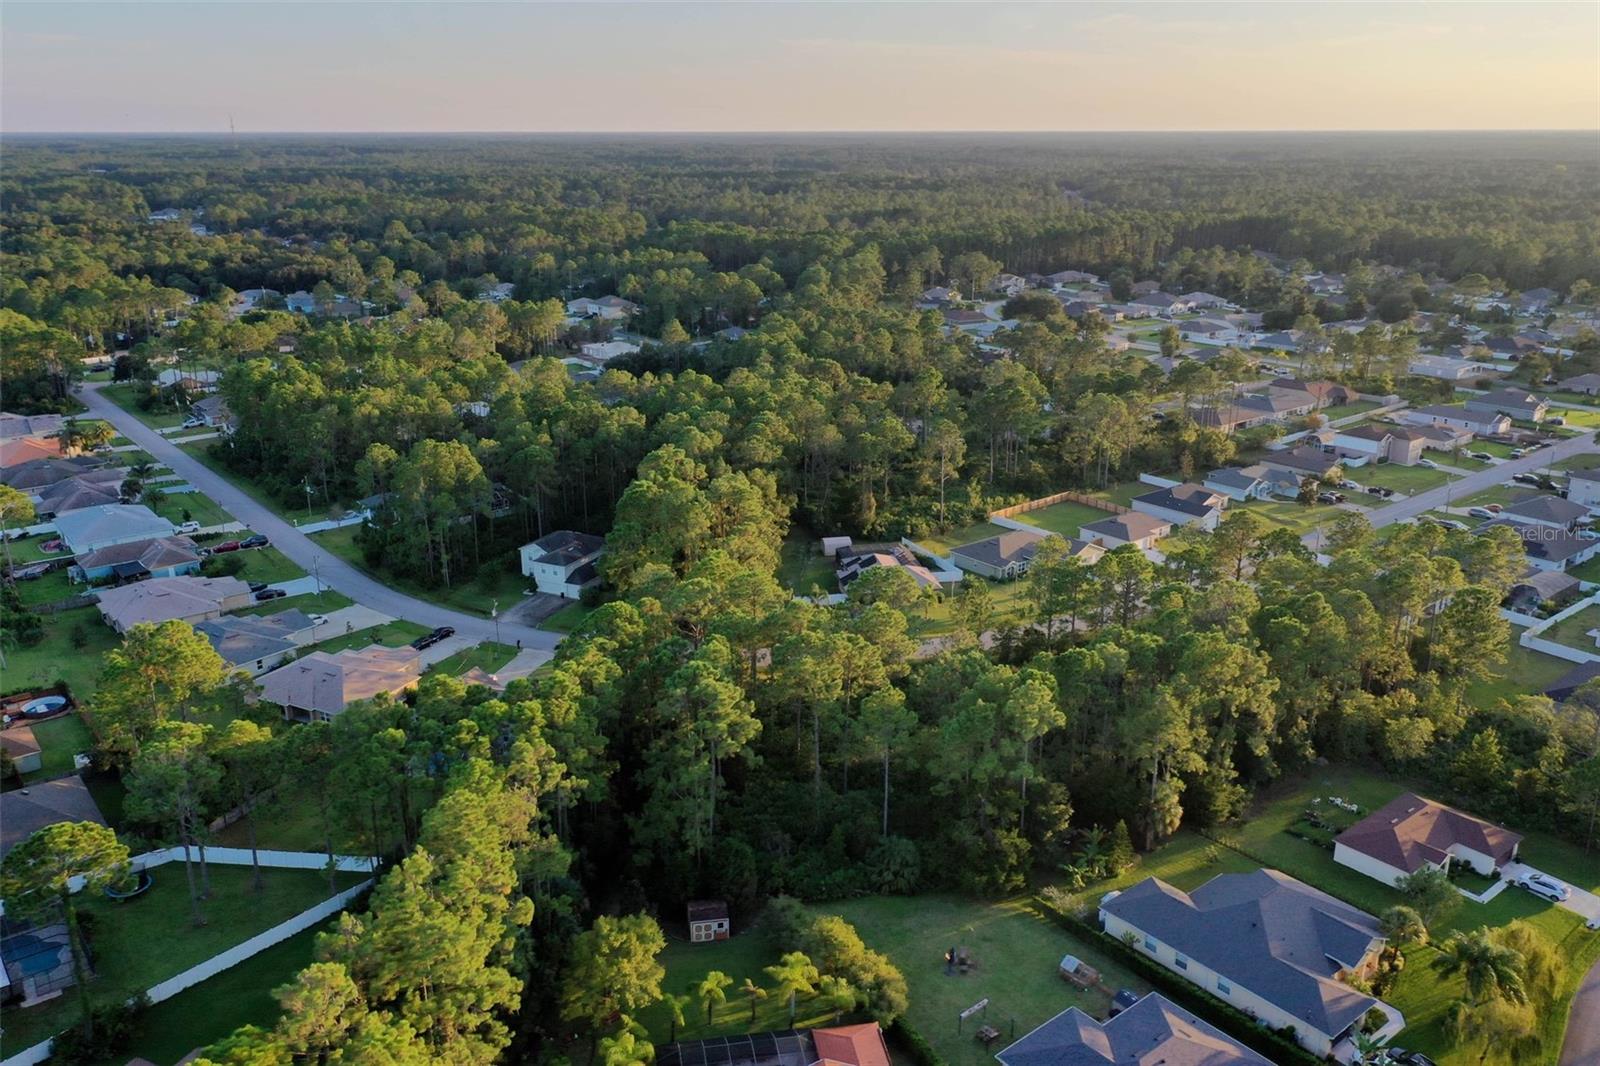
79,383 -> 564,652
1301,428 -> 1599,547
1502,861 -> 1600,922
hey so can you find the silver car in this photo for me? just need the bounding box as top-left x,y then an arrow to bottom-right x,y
1518,872 -> 1572,902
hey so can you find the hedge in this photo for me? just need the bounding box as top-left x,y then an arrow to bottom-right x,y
1032,896 -> 1324,1066
888,1017 -> 947,1066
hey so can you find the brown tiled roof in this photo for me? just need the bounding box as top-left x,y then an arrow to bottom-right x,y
1335,792 -> 1522,873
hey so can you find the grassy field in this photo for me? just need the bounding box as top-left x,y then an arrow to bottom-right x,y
13,568 -> 78,608
1552,452 -> 1600,471
303,619 -> 431,656
98,911 -> 345,1066
1236,498 -> 1331,534
2,606 -> 119,698
914,521 -> 1012,557
429,641 -> 520,677
827,896 -> 1151,1066
1464,643 -> 1572,707
1052,766 -> 1600,1066
1533,604 -> 1600,653
100,384 -> 190,430
310,524 -> 527,617
1550,406 -> 1600,429
151,491 -> 233,529
1323,400 -> 1380,420
778,534 -> 836,595
1,864 -> 368,1052
1350,463 -> 1454,495
19,712 -> 95,782
542,600 -> 595,632
1008,501 -> 1111,539
206,543 -> 307,585
235,589 -> 354,618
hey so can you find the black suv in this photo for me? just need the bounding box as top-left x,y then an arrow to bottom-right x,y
409,626 -> 457,650
240,534 -> 270,549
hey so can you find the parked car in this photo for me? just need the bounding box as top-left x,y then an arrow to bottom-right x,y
1316,491 -> 1339,504
248,581 -> 269,593
1386,1051 -> 1438,1066
213,540 -> 242,553
40,538 -> 65,553
1365,485 -> 1385,495
409,625 -> 457,651
1470,451 -> 1495,462
176,520 -> 201,534
1467,507 -> 1497,520
1509,448 -> 1526,459
1547,416 -> 1566,426
3,528 -> 33,541
181,416 -> 205,429
253,588 -> 287,602
9,562 -> 52,581
1517,872 -> 1572,902
307,614 -> 328,628
1426,517 -> 1469,532
1417,458 -> 1438,469
1513,472 -> 1541,485
240,534 -> 269,549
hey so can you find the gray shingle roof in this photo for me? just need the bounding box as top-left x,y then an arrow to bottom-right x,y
1502,494 -> 1588,525
1101,870 -> 1382,1041
997,994 -> 1272,1066
951,529 -> 1048,568
1133,484 -> 1225,519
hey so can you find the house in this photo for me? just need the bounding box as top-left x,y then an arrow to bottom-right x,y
1193,387 -> 1318,433
1178,291 -> 1232,310
1507,570 -> 1580,613
258,644 -> 423,723
567,295 -> 639,320
0,724 -> 43,775
1266,445 -> 1343,480
579,340 -> 641,363
194,609 -> 319,676
519,530 -> 605,599
0,436 -> 64,469
658,1023 -> 890,1066
1203,464 -> 1286,502
1501,494 -> 1589,530
1,456 -> 109,493
191,395 -> 234,429
1044,270 -> 1099,287
1281,379 -> 1357,408
687,900 -> 730,943
1398,404 -> 1512,437
996,993 -> 1272,1066
479,282 -> 515,303
835,546 -> 941,591
1565,466 -> 1600,508
1250,329 -> 1303,352
155,368 -> 222,393
285,290 -> 317,314
948,529 -> 1049,579
1559,372 -> 1600,396
1411,422 -> 1476,453
95,575 -> 253,633
1130,280 -> 1162,296
1544,661 -> 1600,702
1129,292 -> 1192,316
920,286 -> 960,304
35,475 -> 123,516
1334,793 -> 1522,887
0,776 -> 107,859
231,288 -> 282,314
1464,388 -> 1550,423
0,412 -> 67,441
1478,518 -> 1600,572
1099,870 -> 1388,1058
1519,287 -> 1559,312
53,504 -> 175,554
1080,512 -> 1172,551
989,273 -> 1028,297
1177,319 -> 1241,345
1409,354 -> 1504,382
1131,483 -> 1227,530
1328,425 -> 1423,466
73,535 -> 203,584
1481,336 -> 1540,360
1063,300 -> 1117,321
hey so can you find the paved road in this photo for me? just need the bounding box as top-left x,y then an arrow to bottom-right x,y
80,383 -> 563,654
1301,429 -> 1598,547
1562,954 -> 1600,1066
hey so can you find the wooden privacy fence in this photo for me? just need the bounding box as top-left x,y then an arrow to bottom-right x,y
990,490 -> 1127,519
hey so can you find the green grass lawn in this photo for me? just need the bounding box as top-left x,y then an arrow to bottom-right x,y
1551,452 -> 1600,471
778,534 -> 837,595
211,790 -> 384,854
1566,554 -> 1600,584
1008,501 -> 1110,539
20,713 -> 95,782
310,524 -> 527,617
1550,407 -> 1600,429
235,589 -> 354,618
429,641 -> 519,677
13,568 -> 79,608
101,384 -> 190,430
1464,643 -> 1572,708
151,491 -> 233,529
1236,498 -> 1330,534
303,619 -> 431,656
1349,463 -> 1454,495
827,896 -> 1152,1066
176,442 -> 317,523
1089,481 -> 1148,508
542,600 -> 595,632
1533,604 -> 1600,653
914,521 -> 1013,557
1322,400 -> 1380,420
2,607 -> 119,699
205,543 -> 307,585
1469,440 -> 1518,459
4,536 -> 73,564
1,864 -> 368,1052
906,577 -> 1032,640
99,911 -> 347,1066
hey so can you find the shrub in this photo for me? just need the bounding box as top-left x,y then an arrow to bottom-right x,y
47,994 -> 150,1064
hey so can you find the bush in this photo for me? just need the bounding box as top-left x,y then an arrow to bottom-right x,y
47,994 -> 151,1064
888,1018 -> 946,1066
864,836 -> 921,894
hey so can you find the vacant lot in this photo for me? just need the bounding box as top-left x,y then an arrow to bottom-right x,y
3,606 -> 120,698
101,384 -> 190,430
1009,500 -> 1112,539
151,491 -> 233,529
1465,643 -> 1572,708
1350,463 -> 1454,495
311,524 -> 527,617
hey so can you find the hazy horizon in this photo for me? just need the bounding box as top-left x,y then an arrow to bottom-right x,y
5,1 -> 1597,134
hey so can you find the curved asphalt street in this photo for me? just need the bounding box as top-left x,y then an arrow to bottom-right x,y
1562,954 -> 1600,1066
80,383 -> 563,653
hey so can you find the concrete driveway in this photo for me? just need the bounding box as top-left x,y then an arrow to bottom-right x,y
80,383 -> 564,652
1502,862 -> 1600,922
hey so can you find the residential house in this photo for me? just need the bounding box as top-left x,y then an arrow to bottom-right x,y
1177,291 -> 1231,310
1130,280 -> 1162,296
1280,379 -> 1357,408
1,456 -> 108,493
1334,793 -> 1522,887
1327,425 -> 1423,466
1565,466 -> 1600,508
53,504 -> 175,554
1131,483 -> 1227,531
1411,423 -> 1476,453
1177,319 -> 1242,345
1063,300 -> 1118,321
0,413 -> 67,441
1478,518 -> 1600,572
996,993 -> 1272,1066
1501,494 -> 1589,530
658,1023 -> 891,1066
1464,388 -> 1550,423
920,286 -> 960,304
1305,273 -> 1346,295
1518,287 -> 1559,312
1203,463 -> 1299,502
0,435 -> 64,469
1267,445 -> 1343,480
989,273 -> 1028,297
0,776 -> 107,859
519,530 -> 605,600
285,290 -> 317,314
948,529 -> 1049,580
579,340 -> 641,363
1481,336 -> 1540,361
95,575 -> 253,633
1080,513 -> 1172,551
73,535 -> 202,584
1250,329 -> 1303,352
1193,386 -> 1319,433
566,295 -> 639,320
1558,372 -> 1600,396
1128,292 -> 1192,316
1507,570 -> 1580,613
1398,405 -> 1512,437
687,900 -> 731,943
35,475 -> 124,517
154,368 -> 222,393
835,546 -> 942,591
1044,270 -> 1099,287
1543,661 -> 1600,702
1098,869 -> 1388,1058
191,395 -> 234,430
0,724 -> 43,775
479,282 -> 515,303
194,609 -> 319,676
258,644 -> 423,723
231,288 -> 282,315
1409,354 -> 1504,382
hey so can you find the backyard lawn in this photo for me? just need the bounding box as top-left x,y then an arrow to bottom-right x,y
1322,400 -> 1380,420
1235,498 -> 1329,534
310,524 -> 527,617
2,606 -> 119,698
19,713 -> 95,782
778,533 -> 837,595
1009,501 -> 1111,539
1,864 -> 368,1052
914,521 -> 1012,557
13,568 -> 78,608
1533,604 -> 1600,654
1464,643 -> 1572,708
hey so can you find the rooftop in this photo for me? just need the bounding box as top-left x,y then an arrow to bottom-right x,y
997,993 -> 1273,1066
1335,792 -> 1522,873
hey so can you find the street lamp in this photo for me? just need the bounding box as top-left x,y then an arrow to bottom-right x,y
304,480 -> 314,520
491,598 -> 500,645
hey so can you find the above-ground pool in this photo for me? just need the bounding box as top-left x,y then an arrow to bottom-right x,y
20,695 -> 68,718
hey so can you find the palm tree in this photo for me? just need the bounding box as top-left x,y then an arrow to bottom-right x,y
1431,929 -> 1528,1005
763,951 -> 818,1026
697,970 -> 732,1025
1379,905 -> 1429,947
663,993 -> 690,1042
740,978 -> 768,1024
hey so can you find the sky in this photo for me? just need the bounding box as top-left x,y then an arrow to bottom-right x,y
4,1 -> 1598,133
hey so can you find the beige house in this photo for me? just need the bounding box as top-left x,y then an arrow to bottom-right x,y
1333,793 -> 1522,887
1079,512 -> 1172,551
257,644 -> 422,722
94,575 -> 253,633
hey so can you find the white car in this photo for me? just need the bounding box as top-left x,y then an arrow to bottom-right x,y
1466,507 -> 1497,520
1417,459 -> 1438,469
181,417 -> 205,429
307,614 -> 328,628
1518,873 -> 1572,902
176,520 -> 201,534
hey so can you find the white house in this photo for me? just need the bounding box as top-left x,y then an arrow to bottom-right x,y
1398,404 -> 1512,437
1333,793 -> 1522,887
519,530 -> 605,599
1566,466 -> 1600,508
1177,319 -> 1242,346
566,295 -> 639,321
579,340 -> 642,363
1079,512 -> 1172,550
1130,483 -> 1227,530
